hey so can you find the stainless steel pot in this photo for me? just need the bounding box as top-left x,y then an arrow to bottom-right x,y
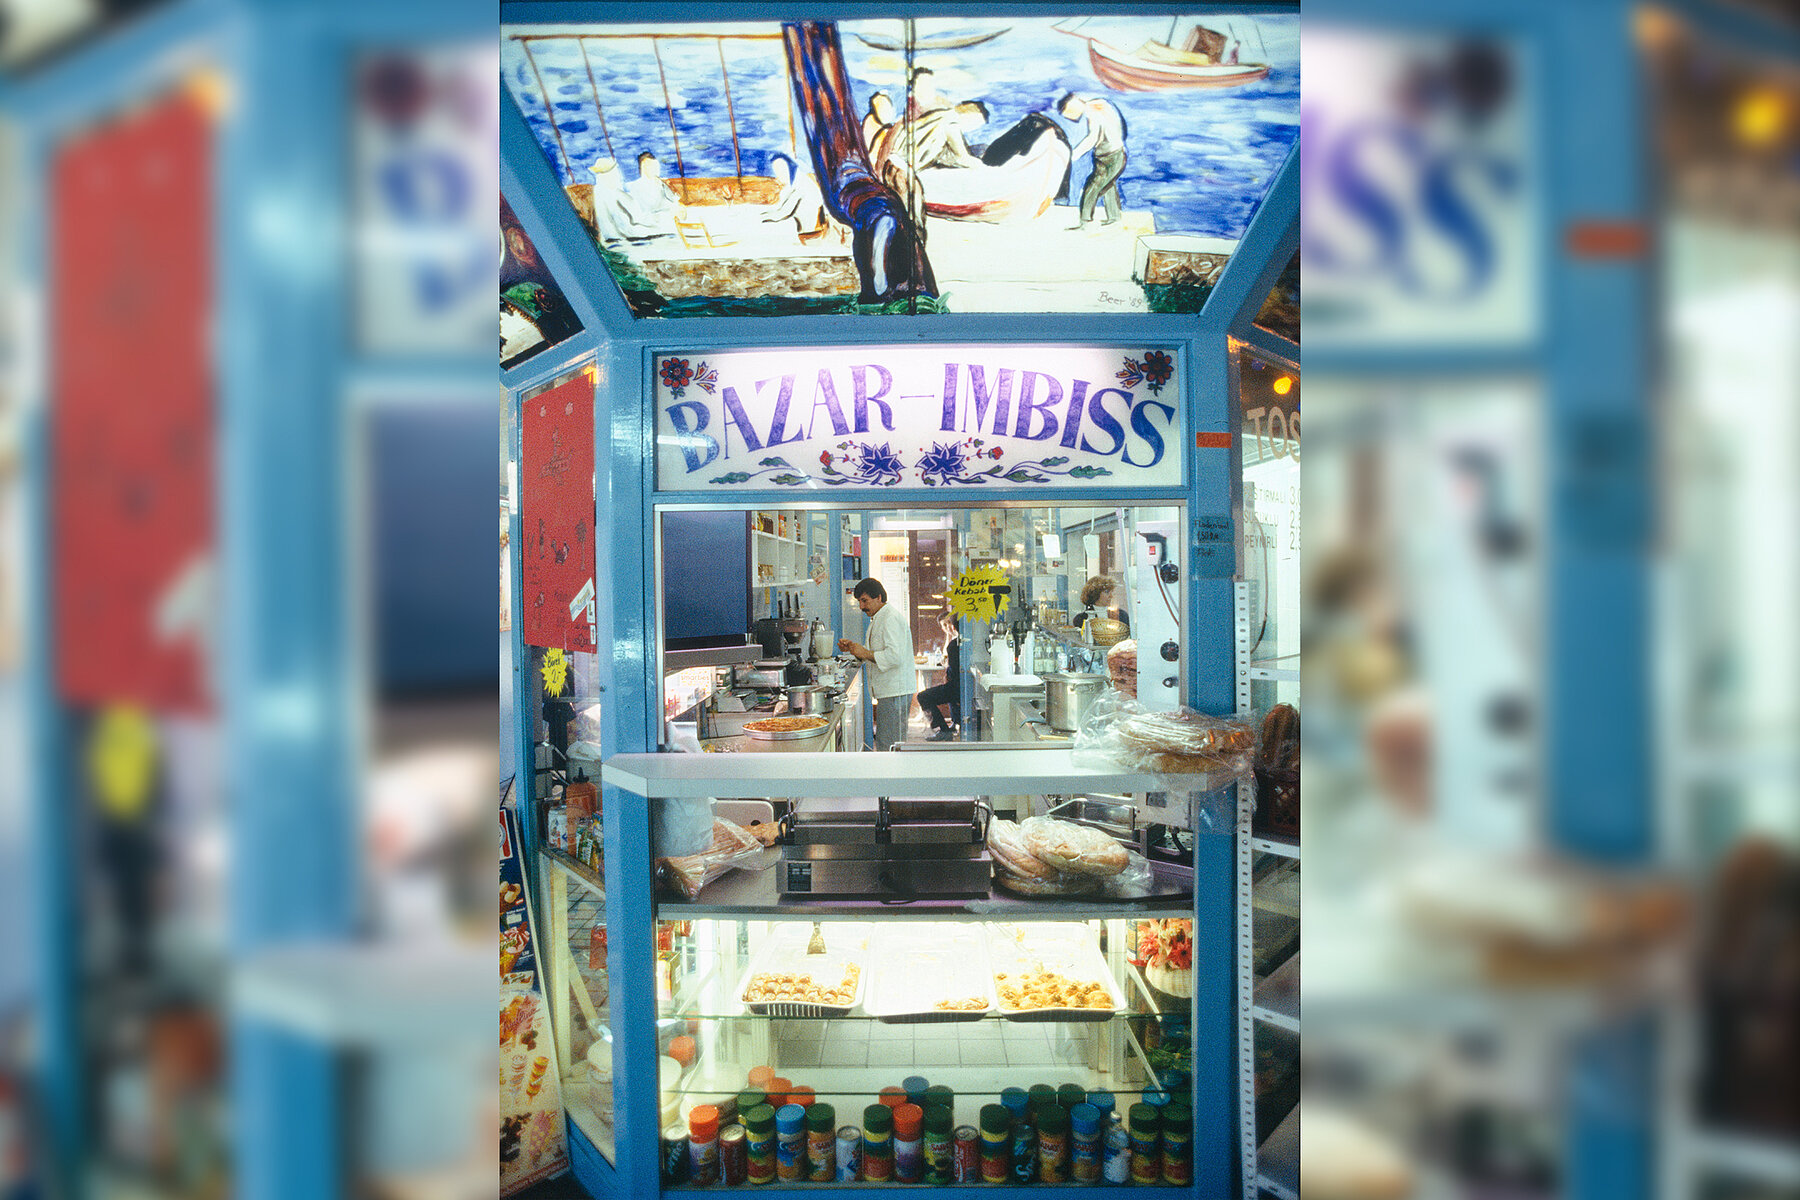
786,685 -> 835,715
1043,671 -> 1109,732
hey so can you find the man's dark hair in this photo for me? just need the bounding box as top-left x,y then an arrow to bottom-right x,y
638,150 -> 657,164
1056,91 -> 1081,113
853,578 -> 887,602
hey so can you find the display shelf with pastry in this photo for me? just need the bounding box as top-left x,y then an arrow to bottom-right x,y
861,923 -> 995,1023
985,922 -> 1129,1022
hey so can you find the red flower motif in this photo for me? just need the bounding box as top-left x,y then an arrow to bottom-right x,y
658,357 -> 694,393
818,450 -> 832,465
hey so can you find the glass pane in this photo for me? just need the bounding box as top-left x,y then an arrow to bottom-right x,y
526,643 -> 613,1161
656,502 -> 1187,750
500,14 -> 1297,318
502,193 -> 585,368
1253,249 -> 1299,344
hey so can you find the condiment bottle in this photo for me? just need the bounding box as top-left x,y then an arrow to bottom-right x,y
1087,1089 -> 1116,1126
789,1085 -> 816,1110
893,1103 -> 924,1183
1057,1083 -> 1088,1113
1128,1103 -> 1162,1184
923,1105 -> 955,1185
861,1104 -> 895,1182
1161,1102 -> 1193,1185
736,1089 -> 767,1118
747,1065 -> 775,1091
744,1104 -> 776,1184
1036,1103 -> 1070,1183
1028,1083 -> 1057,1111
789,1101 -> 828,1181
979,1104 -> 1013,1184
564,771 -> 597,822
903,1075 -> 930,1108
774,1103 -> 806,1181
879,1085 -> 908,1109
1070,1102 -> 1102,1182
687,1104 -> 720,1185
924,1083 -> 955,1117
767,1077 -> 793,1109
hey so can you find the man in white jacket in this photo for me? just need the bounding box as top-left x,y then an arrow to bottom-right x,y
838,577 -> 915,751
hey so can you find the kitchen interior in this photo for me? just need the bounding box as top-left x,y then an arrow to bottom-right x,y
658,502 -> 1186,758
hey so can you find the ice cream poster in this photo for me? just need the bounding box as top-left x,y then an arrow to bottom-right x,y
654,343 -> 1184,492
500,805 -> 568,1193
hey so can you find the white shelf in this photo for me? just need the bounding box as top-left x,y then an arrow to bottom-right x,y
1253,953 -> 1299,1032
1686,1128 -> 1800,1187
601,747 -> 1176,799
1252,833 -> 1300,859
1257,1104 -> 1299,1199
233,941 -> 491,1046
1247,654 -> 1301,682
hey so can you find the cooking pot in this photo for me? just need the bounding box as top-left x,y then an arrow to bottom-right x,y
1043,671 -> 1110,733
786,685 -> 835,715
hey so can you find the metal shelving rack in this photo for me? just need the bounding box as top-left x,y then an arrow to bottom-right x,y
1233,580 -> 1301,1200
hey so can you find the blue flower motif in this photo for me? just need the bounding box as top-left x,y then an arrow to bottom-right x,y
851,442 -> 904,486
917,441 -> 969,485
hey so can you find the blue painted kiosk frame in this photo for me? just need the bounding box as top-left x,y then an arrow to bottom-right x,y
502,4 -> 1298,1196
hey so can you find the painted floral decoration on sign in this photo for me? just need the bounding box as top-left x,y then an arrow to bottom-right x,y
1117,350 -> 1174,395
659,357 -> 719,399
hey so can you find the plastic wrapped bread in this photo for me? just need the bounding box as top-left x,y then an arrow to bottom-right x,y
655,816 -> 766,899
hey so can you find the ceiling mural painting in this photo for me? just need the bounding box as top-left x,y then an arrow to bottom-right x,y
502,15 -> 1298,319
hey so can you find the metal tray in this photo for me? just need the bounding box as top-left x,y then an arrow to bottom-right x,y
735,922 -> 868,1017
741,716 -> 831,741
863,923 -> 995,1023
985,922 -> 1128,1023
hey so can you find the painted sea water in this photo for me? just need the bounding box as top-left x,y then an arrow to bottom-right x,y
502,15 -> 1299,316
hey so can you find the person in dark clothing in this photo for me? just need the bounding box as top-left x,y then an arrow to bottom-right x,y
917,612 -> 963,740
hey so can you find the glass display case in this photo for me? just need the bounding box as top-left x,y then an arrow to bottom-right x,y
651,914 -> 1193,1145
647,907 -> 1202,1188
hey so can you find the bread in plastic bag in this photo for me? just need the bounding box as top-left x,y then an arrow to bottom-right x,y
655,815 -> 767,899
1071,693 -> 1252,785
1101,847 -> 1154,898
1019,815 -> 1129,877
987,818 -> 1103,895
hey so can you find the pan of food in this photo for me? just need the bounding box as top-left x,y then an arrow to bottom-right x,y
741,714 -> 831,741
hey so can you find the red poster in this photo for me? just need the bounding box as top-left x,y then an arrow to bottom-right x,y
520,373 -> 596,652
51,89 -> 214,712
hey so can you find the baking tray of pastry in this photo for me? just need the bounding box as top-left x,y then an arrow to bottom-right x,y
863,923 -> 995,1024
735,922 -> 869,1017
985,921 -> 1127,1022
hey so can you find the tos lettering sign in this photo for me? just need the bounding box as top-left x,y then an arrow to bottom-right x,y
654,345 -> 1184,492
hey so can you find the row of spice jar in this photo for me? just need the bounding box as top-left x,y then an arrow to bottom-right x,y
667,1076 -> 1191,1187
